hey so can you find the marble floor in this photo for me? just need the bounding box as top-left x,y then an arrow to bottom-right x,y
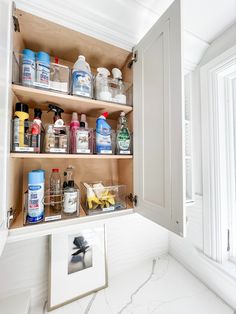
34,255 -> 233,314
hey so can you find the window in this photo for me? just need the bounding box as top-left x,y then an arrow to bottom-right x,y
200,45 -> 236,265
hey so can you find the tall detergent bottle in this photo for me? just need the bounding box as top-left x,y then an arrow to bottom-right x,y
72,55 -> 92,98
96,112 -> 112,154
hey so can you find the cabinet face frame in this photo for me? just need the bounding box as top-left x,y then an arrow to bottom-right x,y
2,0 -> 185,248
133,0 -> 186,236
0,0 -> 13,254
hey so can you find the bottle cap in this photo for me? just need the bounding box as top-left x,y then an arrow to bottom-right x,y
52,168 -> 59,172
71,112 -> 78,121
22,49 -> 35,61
102,112 -> 108,119
81,113 -> 87,122
55,56 -> 59,64
32,169 -> 45,179
97,67 -> 110,77
37,51 -> 50,64
79,55 -> 86,61
120,112 -> 125,117
80,121 -> 85,128
34,108 -> 42,118
68,180 -> 74,188
28,171 -> 44,185
112,68 -> 122,79
15,102 -> 29,113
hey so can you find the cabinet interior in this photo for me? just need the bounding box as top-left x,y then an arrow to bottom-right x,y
10,9 -> 134,229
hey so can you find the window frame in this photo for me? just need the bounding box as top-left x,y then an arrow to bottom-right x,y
200,45 -> 236,264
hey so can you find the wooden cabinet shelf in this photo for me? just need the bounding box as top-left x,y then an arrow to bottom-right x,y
10,153 -> 133,159
12,84 -> 133,119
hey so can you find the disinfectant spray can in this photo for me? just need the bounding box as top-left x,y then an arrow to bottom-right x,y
27,170 -> 45,223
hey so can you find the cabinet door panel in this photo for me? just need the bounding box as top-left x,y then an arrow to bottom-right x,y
134,0 -> 185,236
0,0 -> 12,255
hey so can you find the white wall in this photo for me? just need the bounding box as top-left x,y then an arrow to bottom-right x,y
169,22 -> 236,310
0,214 -> 168,308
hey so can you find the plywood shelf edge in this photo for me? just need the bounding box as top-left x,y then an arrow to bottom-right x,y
10,153 -> 133,159
12,84 -> 133,119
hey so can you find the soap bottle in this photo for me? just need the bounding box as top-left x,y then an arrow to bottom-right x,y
76,119 -> 90,154
80,113 -> 88,129
112,68 -> 126,104
70,112 -> 80,154
63,180 -> 78,215
95,67 -> 111,101
72,55 -> 92,98
116,112 -> 131,154
96,112 -> 112,154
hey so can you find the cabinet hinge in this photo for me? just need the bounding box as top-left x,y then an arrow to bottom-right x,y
7,208 -> 16,228
12,2 -> 20,32
127,49 -> 138,68
128,193 -> 138,207
227,229 -> 230,252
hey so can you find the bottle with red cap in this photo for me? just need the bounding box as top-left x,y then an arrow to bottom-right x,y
50,168 -> 62,213
96,111 -> 112,154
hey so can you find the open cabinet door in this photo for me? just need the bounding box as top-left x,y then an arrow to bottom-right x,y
133,0 -> 185,236
0,0 -> 12,255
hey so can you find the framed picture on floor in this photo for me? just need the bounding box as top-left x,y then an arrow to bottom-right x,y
48,224 -> 107,311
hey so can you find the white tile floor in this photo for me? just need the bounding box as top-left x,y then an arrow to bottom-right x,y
33,255 -> 233,314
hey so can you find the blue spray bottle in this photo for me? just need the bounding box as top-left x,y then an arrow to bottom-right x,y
96,112 -> 112,154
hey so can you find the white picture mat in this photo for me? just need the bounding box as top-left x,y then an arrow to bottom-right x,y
49,225 -> 106,309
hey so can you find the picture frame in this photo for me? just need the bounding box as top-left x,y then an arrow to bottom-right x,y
48,224 -> 107,311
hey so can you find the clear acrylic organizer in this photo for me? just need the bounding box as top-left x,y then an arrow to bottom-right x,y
12,51 -> 70,94
80,181 -> 127,215
70,127 -> 94,154
95,76 -> 133,106
44,124 -> 69,154
11,120 -> 43,153
23,184 -> 80,225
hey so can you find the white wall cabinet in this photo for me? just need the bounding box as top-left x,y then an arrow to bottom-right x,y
0,0 -> 185,255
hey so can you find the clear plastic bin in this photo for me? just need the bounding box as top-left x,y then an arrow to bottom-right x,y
23,184 -> 80,225
80,181 -> 127,215
12,51 -> 70,94
44,124 -> 69,153
70,127 -> 94,154
95,129 -> 116,155
95,76 -> 133,106
11,120 -> 43,153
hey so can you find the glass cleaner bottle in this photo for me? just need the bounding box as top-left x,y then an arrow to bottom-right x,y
116,112 -> 131,155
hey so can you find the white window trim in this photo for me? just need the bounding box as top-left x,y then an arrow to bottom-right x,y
200,45 -> 236,264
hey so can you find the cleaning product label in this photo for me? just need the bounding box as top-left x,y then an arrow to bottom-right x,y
96,128 -> 112,154
27,183 -> 44,223
77,130 -> 90,153
22,59 -> 35,85
13,118 -> 20,145
63,191 -> 78,214
117,130 -> 131,154
35,61 -> 50,87
72,70 -> 92,97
